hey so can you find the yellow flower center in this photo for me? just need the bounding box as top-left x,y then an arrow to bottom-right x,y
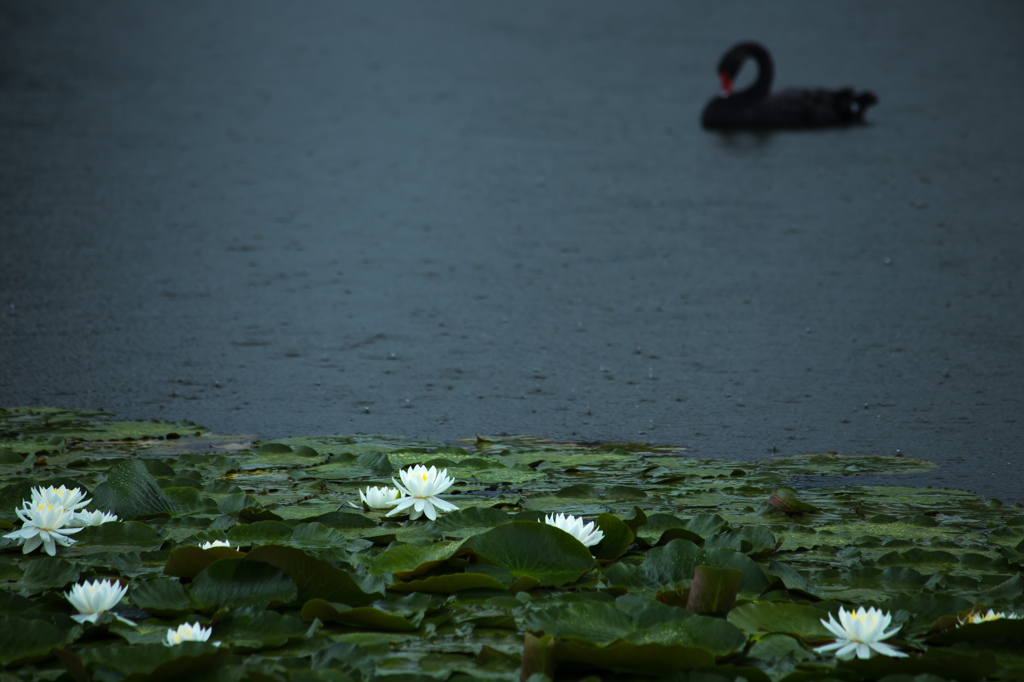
849,611 -> 877,627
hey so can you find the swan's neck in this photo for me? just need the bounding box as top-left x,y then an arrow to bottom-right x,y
730,43 -> 773,104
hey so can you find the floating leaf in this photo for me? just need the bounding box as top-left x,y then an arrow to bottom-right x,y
0,615 -> 73,664
301,511 -> 380,529
0,481 -> 38,523
434,507 -> 512,534
747,633 -> 817,664
288,523 -> 349,549
300,598 -> 422,631
217,493 -> 262,514
78,641 -> 227,679
369,541 -> 468,579
521,633 -> 555,681
461,522 -> 596,587
686,565 -> 742,614
16,557 -> 80,595
604,485 -> 647,501
593,513 -> 634,561
623,506 -> 648,536
388,570 -> 511,594
130,579 -> 195,616
71,521 -> 165,551
92,459 -> 178,519
189,558 -> 298,609
765,559 -> 820,598
929,616 -> 1024,643
767,488 -> 821,514
242,442 -> 329,470
0,448 -> 23,464
7,410 -> 1024,682
684,513 -> 730,538
631,539 -> 770,595
727,601 -> 832,640
837,649 -> 997,681
555,484 -> 596,498
162,487 -> 215,514
555,639 -> 715,676
308,641 -> 377,679
214,606 -> 308,651
245,545 -> 384,605
762,453 -> 939,476
164,545 -> 245,579
226,520 -> 293,545
304,451 -> 394,480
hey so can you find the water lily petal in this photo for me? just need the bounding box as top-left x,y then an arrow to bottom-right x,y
820,615 -> 847,639
868,641 -> 909,658
386,497 -> 418,517
814,640 -> 845,654
431,497 -> 459,512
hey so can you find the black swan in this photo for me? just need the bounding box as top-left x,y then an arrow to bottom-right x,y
701,42 -> 878,130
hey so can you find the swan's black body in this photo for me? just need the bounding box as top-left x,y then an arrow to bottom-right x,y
701,42 -> 878,130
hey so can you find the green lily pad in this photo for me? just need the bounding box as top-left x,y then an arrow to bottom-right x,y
618,539 -> 770,595
433,507 -> 512,535
240,442 -> 330,470
761,453 -> 939,476
77,641 -> 228,680
301,598 -> 422,631
164,545 -> 245,579
9,409 -> 1024,682
527,599 -> 635,645
226,520 -> 293,545
555,639 -> 716,676
593,513 -> 634,561
213,606 -> 311,651
288,522 -> 351,549
15,557 -> 81,595
461,522 -> 596,587
836,649 -> 997,681
70,520 -> 166,552
244,545 -> 385,605
369,541 -> 469,579
0,614 -> 74,664
391,571 -> 512,594
0,406 -> 205,444
130,579 -> 195,616
728,602 -> 832,640
928,616 -> 1024,643
92,459 -> 178,519
189,558 -> 298,609
747,633 -> 817,664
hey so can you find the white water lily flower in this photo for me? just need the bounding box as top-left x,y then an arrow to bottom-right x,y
66,579 -> 129,624
816,606 -> 907,660
165,622 -> 216,646
959,609 -> 1022,625
360,485 -> 401,510
387,465 -> 458,521
71,509 -> 120,527
199,540 -> 231,549
544,513 -> 605,547
4,500 -> 84,555
31,485 -> 92,512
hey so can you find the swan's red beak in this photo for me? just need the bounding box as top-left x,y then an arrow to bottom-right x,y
719,73 -> 733,97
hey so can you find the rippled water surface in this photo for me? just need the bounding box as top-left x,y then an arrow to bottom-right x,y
1,2 -> 1022,501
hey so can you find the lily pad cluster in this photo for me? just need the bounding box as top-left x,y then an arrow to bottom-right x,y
2,406 -> 1024,681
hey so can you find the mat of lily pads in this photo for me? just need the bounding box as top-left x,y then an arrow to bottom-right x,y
2,406 -> 1023,682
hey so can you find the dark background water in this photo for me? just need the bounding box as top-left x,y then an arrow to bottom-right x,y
2,2 -> 1022,501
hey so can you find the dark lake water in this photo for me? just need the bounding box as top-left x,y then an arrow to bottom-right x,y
2,2 -> 1022,501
